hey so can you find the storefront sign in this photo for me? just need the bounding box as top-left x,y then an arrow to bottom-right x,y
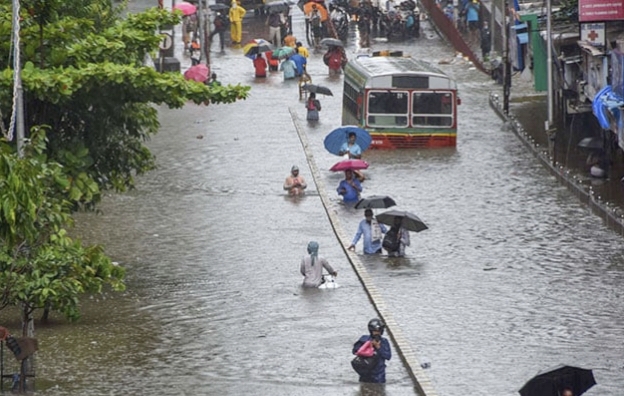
579,0 -> 624,22
580,23 -> 606,47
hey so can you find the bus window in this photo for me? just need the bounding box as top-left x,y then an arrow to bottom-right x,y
367,91 -> 409,127
412,92 -> 453,127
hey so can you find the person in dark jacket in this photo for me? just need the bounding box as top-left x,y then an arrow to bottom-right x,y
480,21 -> 491,61
210,11 -> 228,52
352,318 -> 392,383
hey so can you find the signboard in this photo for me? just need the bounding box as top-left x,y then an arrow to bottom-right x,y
159,32 -> 173,50
580,22 -> 606,47
158,31 -> 174,57
579,0 -> 624,22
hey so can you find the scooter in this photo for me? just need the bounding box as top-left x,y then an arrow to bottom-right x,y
318,273 -> 340,289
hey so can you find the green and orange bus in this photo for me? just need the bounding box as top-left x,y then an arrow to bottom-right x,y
342,52 -> 459,149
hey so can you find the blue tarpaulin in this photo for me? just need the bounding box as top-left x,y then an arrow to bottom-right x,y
592,85 -> 624,130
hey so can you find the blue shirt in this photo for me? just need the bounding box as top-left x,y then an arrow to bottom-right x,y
280,60 -> 296,80
340,142 -> 362,158
289,54 -> 307,76
466,3 -> 479,22
337,178 -> 362,203
351,219 -> 387,254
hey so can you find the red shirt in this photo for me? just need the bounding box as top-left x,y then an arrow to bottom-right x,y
328,49 -> 344,71
253,56 -> 267,77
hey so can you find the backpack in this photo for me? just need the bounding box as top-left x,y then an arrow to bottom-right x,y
307,99 -> 321,111
323,51 -> 331,66
214,14 -> 228,30
351,354 -> 379,375
382,228 -> 400,252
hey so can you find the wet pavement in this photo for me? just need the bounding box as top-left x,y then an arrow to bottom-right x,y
2,2 -> 624,396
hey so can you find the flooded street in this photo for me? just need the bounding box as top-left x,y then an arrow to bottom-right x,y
8,2 -> 624,395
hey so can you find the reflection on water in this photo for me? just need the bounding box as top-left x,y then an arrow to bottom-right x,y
13,2 -> 624,395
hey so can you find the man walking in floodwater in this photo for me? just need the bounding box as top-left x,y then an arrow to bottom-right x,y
348,208 -> 386,254
300,241 -> 337,287
352,318 -> 391,383
337,169 -> 362,203
283,165 -> 307,196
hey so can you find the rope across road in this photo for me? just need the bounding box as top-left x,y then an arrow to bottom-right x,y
289,107 -> 439,396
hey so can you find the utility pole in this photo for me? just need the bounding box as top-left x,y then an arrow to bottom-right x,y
546,0 -> 554,130
545,0 -> 556,164
489,0 -> 496,56
198,0 -> 209,67
502,0 -> 511,114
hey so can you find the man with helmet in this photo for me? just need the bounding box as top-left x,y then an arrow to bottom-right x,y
352,318 -> 392,383
300,241 -> 337,288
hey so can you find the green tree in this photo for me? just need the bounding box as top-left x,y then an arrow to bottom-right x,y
0,0 -> 249,205
0,129 -> 125,328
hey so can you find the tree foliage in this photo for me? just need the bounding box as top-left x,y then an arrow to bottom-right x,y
0,0 -> 249,202
0,129 -> 125,323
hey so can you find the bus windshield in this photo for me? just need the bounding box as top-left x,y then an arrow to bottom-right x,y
412,92 -> 454,127
367,91 -> 409,127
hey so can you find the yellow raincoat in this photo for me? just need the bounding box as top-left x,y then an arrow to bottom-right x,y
229,2 -> 247,43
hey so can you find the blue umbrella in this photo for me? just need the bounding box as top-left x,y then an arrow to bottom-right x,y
323,126 -> 372,156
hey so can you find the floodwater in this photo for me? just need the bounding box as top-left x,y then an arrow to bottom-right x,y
3,2 -> 624,396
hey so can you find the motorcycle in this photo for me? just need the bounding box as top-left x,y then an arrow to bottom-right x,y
380,0 -> 420,41
329,4 -> 350,41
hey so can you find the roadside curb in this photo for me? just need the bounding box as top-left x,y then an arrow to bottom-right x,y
289,107 -> 438,396
489,94 -> 624,236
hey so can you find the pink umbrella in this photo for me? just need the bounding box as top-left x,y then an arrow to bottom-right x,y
330,159 -> 369,172
173,1 -> 197,15
184,64 -> 209,82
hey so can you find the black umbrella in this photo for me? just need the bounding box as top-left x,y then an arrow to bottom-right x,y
376,210 -> 428,232
320,37 -> 344,48
301,83 -> 333,96
209,3 -> 230,10
519,365 -> 596,396
265,1 -> 291,13
354,195 -> 397,209
577,137 -> 604,150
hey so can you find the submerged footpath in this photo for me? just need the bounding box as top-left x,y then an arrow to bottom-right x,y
421,4 -> 624,237
489,91 -> 624,236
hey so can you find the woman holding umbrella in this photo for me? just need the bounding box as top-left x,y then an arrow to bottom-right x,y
305,92 -> 322,121
323,44 -> 347,76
